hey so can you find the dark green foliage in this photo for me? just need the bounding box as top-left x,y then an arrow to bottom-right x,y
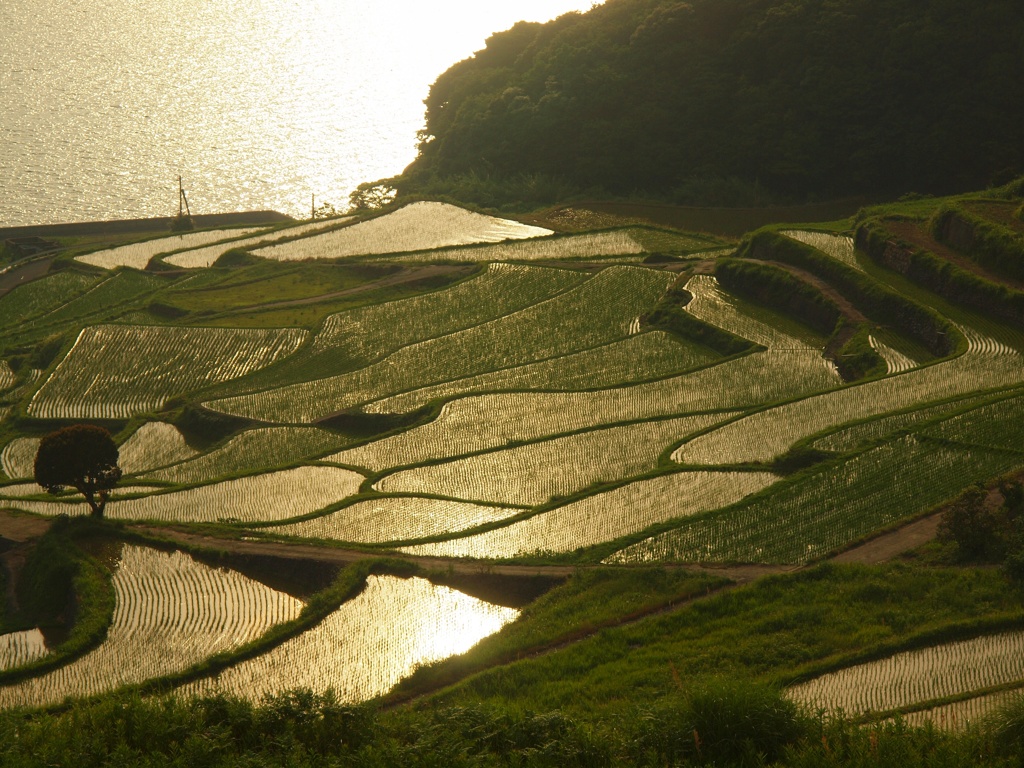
930,205 -> 1024,281
833,322 -> 887,382
400,0 -> 1024,206
171,404 -> 256,450
716,258 -> 841,336
15,529 -> 77,628
742,229 -> 956,356
858,218 -> 1024,327
645,283 -> 758,356
34,425 -> 122,517
31,333 -> 69,369
938,480 -> 1024,572
211,248 -> 257,268
771,446 -> 837,475
315,403 -> 439,437
146,301 -> 189,319
634,679 -> 806,767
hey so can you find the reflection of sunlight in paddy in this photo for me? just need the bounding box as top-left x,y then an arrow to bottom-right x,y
184,575 -> 519,703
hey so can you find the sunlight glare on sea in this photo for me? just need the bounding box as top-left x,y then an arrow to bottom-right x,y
0,0 -> 603,226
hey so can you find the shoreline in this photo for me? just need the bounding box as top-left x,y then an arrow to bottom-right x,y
0,210 -> 296,241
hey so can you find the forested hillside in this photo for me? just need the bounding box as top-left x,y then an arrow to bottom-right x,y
396,0 -> 1024,207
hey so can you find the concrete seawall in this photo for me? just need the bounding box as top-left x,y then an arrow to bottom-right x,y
0,211 -> 295,241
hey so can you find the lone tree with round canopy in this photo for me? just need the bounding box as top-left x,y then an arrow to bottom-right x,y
34,425 -> 122,518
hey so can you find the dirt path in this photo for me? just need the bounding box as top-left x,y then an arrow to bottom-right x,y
0,257 -> 55,299
830,513 -> 943,564
886,219 -> 1024,290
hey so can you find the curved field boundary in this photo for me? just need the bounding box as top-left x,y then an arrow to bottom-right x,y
181,574 -> 518,704
75,227 -> 269,270
28,325 -> 308,420
118,422 -> 197,475
329,350 -> 838,474
0,545 -> 303,710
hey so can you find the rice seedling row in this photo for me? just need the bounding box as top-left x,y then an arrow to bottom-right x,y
142,427 -> 352,485
787,630 -> 1024,716
0,438 -> 40,480
208,266 -> 675,422
674,334 -> 1024,465
0,361 -> 15,392
181,574 -> 518,703
781,230 -> 863,272
28,325 -> 307,419
331,350 -> 839,473
403,470 -> 777,559
0,629 -> 48,671
869,335 -> 917,374
363,332 -> 717,414
267,496 -> 519,544
377,413 -> 739,506
921,394 -> 1024,453
75,227 -> 269,270
684,275 -> 821,350
252,202 -> 552,262
0,272 -> 99,330
0,545 -> 302,710
163,217 -> 355,268
118,422 -> 198,475
613,436 -> 1024,565
386,230 -> 645,263
903,689 -> 1022,730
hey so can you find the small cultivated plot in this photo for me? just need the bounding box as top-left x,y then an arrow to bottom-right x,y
208,266 -> 674,422
163,218 -> 354,268
674,333 -> 1024,466
142,427 -> 351,485
922,394 -> 1024,453
684,275 -> 820,350
0,437 -> 39,480
118,422 -> 197,475
0,361 -> 15,391
781,230 -> 863,271
331,350 -> 839,473
903,689 -> 1022,730
387,229 -> 644,263
0,545 -> 302,710
869,335 -> 917,374
957,323 -> 1020,356
613,435 -> 1024,564
310,262 -> 589,365
183,575 -> 517,703
378,413 -> 738,506
0,629 -> 48,671
252,202 -> 552,261
787,630 -> 1024,718
364,332 -> 716,414
0,271 -> 99,329
3,466 -> 364,524
0,483 -> 162,501
403,470 -> 777,559
75,227 -> 269,270
269,496 -> 519,544
28,324 -> 307,419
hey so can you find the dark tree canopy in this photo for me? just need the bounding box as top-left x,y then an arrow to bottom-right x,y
397,0 -> 1024,207
34,425 -> 122,518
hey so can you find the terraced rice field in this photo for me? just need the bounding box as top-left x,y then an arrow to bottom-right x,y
376,413 -> 738,506
331,350 -> 838,473
0,437 -> 38,479
613,434 -> 1024,564
673,333 -> 1023,466
164,217 -> 354,268
252,202 -> 552,261
0,545 -> 302,709
869,336 -> 917,374
182,575 -> 518,703
208,266 -> 675,422
404,470 -> 777,559
28,325 -> 307,419
903,690 -> 1023,730
270,497 -> 519,544
0,272 -> 99,328
781,230 -> 862,271
118,422 -> 197,475
363,332 -> 716,414
142,427 -> 351,484
75,227 -> 269,270
389,229 -> 645,262
787,630 -> 1024,716
0,361 -> 15,392
0,629 -> 48,671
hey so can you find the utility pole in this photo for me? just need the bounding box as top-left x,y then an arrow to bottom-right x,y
311,193 -> 315,220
